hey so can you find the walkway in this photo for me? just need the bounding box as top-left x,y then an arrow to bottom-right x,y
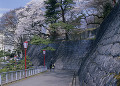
6,70 -> 78,86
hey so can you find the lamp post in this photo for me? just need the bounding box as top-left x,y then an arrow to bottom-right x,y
24,41 -> 28,78
43,50 -> 46,67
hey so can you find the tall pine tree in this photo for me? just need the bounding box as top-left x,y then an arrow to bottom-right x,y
44,0 -> 59,24
45,0 -> 75,40
57,0 -> 75,23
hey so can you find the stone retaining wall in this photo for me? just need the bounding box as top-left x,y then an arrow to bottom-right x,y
78,1 -> 120,86
27,40 -> 92,71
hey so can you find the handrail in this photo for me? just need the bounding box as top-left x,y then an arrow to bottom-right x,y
0,66 -> 47,86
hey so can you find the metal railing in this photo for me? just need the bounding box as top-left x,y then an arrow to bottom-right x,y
0,66 -> 47,86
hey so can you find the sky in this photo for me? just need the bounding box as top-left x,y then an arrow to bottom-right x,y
0,0 -> 31,17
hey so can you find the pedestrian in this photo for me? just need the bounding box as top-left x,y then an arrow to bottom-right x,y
52,63 -> 55,71
50,63 -> 52,72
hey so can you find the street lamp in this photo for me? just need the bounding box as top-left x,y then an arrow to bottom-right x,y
43,50 -> 46,67
24,41 -> 28,78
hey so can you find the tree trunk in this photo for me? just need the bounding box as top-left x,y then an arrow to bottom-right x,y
65,33 -> 69,40
51,31 -> 57,41
20,35 -> 24,58
60,6 -> 65,23
20,51 -> 23,58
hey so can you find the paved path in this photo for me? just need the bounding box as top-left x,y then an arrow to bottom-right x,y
7,70 -> 76,86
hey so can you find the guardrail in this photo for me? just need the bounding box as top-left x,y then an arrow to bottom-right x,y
0,66 -> 47,86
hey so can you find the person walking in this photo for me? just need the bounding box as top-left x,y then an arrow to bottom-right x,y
50,63 -> 52,72
52,63 -> 55,71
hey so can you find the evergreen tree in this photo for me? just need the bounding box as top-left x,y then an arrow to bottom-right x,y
44,0 -> 59,24
50,22 -> 74,40
57,0 -> 75,23
45,0 -> 74,40
0,57 -> 32,73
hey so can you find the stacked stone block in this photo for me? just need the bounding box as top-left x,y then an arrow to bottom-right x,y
78,1 -> 120,86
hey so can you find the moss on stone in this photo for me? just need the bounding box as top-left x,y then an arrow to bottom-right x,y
114,73 -> 120,86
